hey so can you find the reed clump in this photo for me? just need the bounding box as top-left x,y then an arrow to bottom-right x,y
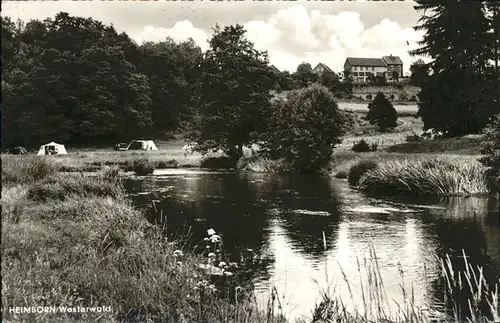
358,157 -> 488,197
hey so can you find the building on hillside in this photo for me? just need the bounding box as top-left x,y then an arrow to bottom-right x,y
343,55 -> 404,83
382,55 -> 403,79
343,58 -> 387,83
312,63 -> 334,76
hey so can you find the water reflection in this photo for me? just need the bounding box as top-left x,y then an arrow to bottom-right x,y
124,172 -> 500,321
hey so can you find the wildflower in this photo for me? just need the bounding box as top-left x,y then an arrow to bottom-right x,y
194,280 -> 209,291
173,250 -> 184,257
208,252 -> 216,259
203,237 -> 209,242
210,235 -> 221,243
208,284 -> 217,292
206,245 -> 210,249
207,228 -> 216,236
218,261 -> 227,268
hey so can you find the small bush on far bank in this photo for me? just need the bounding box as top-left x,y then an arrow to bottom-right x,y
133,159 -> 155,175
366,92 -> 398,131
240,157 -> 285,173
157,159 -> 179,169
352,139 -> 377,153
348,160 -> 379,186
200,156 -> 236,169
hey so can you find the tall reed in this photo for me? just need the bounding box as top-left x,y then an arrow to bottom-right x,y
358,157 -> 488,197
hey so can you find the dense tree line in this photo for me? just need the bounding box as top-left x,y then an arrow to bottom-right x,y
410,1 -> 500,137
2,12 -> 353,150
2,13 -> 202,148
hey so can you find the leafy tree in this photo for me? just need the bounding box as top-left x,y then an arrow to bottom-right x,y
275,70 -> 298,91
479,114 -> 500,193
338,71 -> 354,98
487,3 -> 500,73
366,92 -> 398,131
185,24 -> 274,161
409,59 -> 429,86
293,62 -> 319,88
366,73 -> 376,85
319,71 -> 340,92
2,12 -> 154,148
139,38 -> 202,137
261,84 -> 345,173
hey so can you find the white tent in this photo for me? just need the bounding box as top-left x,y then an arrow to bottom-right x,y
126,140 -> 159,151
37,142 -> 67,155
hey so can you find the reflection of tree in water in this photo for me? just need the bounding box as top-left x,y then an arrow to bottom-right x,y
417,197 -> 500,320
125,174 -> 276,285
263,174 -> 343,260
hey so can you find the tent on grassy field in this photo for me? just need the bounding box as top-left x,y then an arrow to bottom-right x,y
37,142 -> 67,155
126,140 -> 159,151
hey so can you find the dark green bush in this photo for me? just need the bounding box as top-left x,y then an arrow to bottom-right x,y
366,92 -> 398,131
348,160 -> 379,186
352,139 -> 371,152
200,156 -> 236,169
157,159 -> 179,169
133,159 -> 155,176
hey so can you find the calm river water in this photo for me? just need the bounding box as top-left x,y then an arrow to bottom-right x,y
124,169 -> 500,321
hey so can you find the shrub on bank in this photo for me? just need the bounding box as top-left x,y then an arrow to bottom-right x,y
479,113 -> 500,194
352,139 -> 373,152
157,159 -> 179,169
133,158 -> 155,175
358,158 -> 487,197
366,92 -> 398,131
240,157 -> 285,173
348,159 -> 379,186
200,156 -> 236,169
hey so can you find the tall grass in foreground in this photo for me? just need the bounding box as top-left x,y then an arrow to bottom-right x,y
1,155 -> 59,185
357,157 -> 488,197
309,246 -> 499,323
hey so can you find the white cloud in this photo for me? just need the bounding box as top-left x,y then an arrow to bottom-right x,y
119,5 -> 427,74
133,20 -> 210,51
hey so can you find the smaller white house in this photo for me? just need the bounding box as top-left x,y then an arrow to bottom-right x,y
37,142 -> 67,155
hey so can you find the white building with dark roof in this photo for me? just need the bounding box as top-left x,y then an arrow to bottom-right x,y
343,55 -> 403,83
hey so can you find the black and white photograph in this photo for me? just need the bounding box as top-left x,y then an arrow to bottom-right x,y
1,1 -> 500,322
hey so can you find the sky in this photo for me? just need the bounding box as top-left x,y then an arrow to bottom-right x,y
3,1 -> 426,74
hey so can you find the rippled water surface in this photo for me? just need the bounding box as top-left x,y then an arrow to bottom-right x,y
124,169 -> 500,320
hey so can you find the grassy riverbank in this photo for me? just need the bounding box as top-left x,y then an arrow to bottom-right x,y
2,156 -> 499,322
1,156 -> 283,323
